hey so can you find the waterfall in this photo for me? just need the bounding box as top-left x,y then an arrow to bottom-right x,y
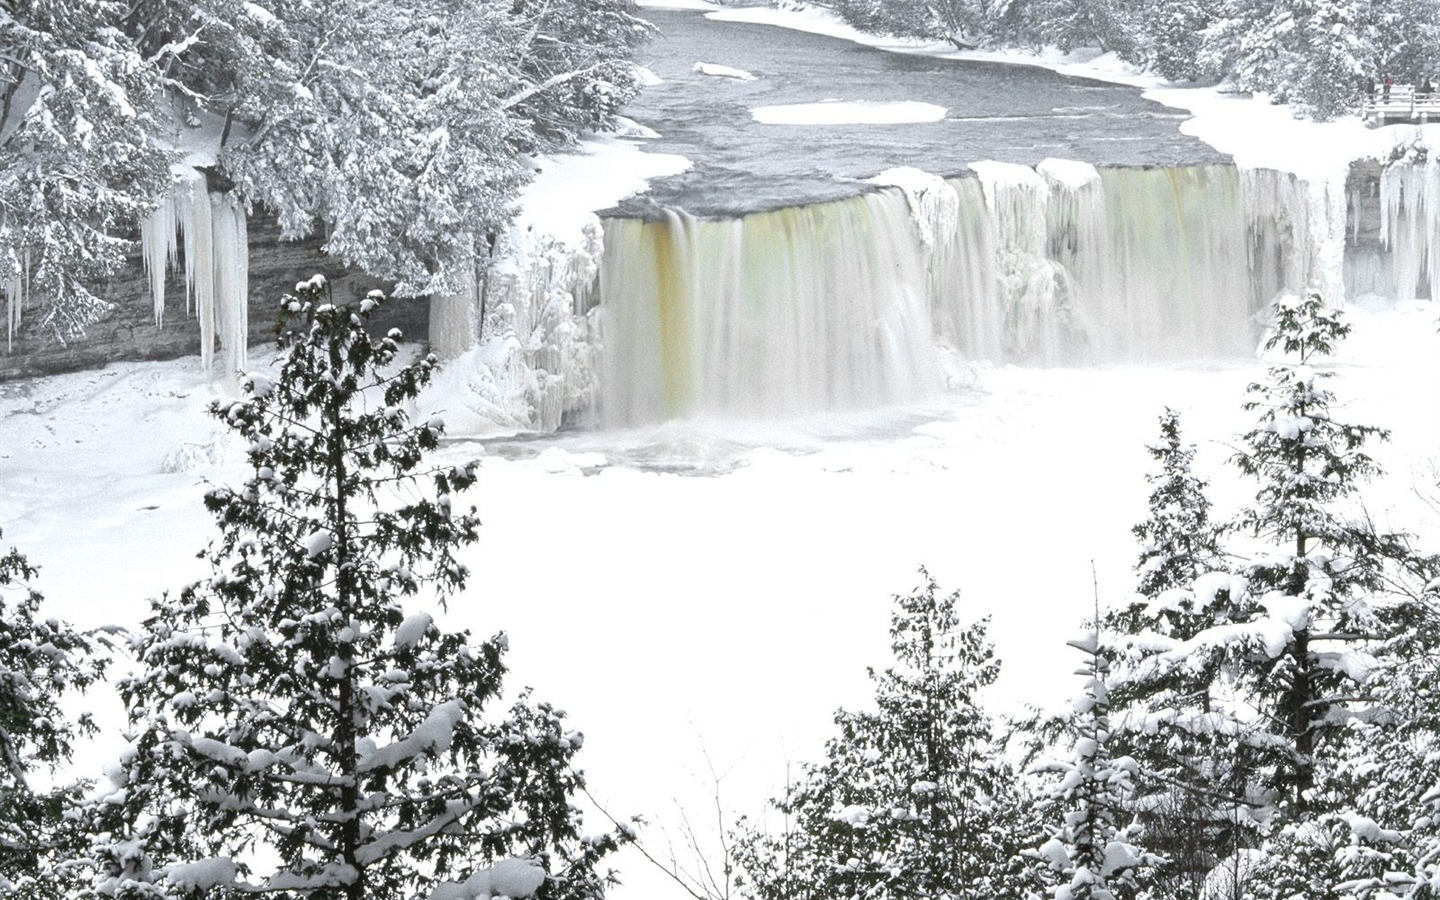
1379,156 -> 1440,302
447,159 -> 1440,433
597,193 -> 943,426
139,168 -> 250,379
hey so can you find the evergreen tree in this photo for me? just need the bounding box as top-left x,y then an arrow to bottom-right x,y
86,279 -> 630,899
1228,291 -> 1409,812
735,572 -> 1030,900
0,531 -> 106,898
1029,628 -> 1156,900
1103,410 -> 1250,900
1098,292 -> 1432,898
0,0 -> 172,339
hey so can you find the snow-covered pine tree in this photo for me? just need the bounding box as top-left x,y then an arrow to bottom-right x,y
1030,627 -> 1156,900
86,279 -> 630,900
1320,569 -> 1440,897
0,0 -> 172,340
1114,407 -> 1224,632
1228,291 -> 1410,814
0,531 -> 106,898
735,572 -> 1030,900
1103,409 -> 1251,900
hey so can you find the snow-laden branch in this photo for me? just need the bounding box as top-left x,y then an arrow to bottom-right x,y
501,63 -> 609,111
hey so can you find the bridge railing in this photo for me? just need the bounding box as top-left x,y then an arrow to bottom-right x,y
1363,84 -> 1440,124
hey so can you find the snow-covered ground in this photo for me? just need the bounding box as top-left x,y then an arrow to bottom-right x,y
3,4 -> 1439,898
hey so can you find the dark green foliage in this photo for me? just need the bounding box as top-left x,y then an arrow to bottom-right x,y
736,572 -> 1031,900
87,281 -> 629,899
0,532 -> 105,898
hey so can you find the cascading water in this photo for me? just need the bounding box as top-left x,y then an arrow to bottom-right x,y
444,158 -> 1440,433
595,163 -> 1290,427
597,193 -> 942,426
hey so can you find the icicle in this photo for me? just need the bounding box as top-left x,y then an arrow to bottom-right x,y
1379,157 -> 1440,302
430,267 -> 479,362
210,191 -> 249,379
4,267 -> 19,352
140,187 -> 178,326
172,170 -> 216,375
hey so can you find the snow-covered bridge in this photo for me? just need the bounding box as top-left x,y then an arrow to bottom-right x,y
1363,83 -> 1440,126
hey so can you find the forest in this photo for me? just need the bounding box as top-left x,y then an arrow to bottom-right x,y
825,0 -> 1440,121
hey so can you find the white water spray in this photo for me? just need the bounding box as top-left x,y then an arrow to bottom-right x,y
450,160 -> 1440,432
598,193 -> 942,426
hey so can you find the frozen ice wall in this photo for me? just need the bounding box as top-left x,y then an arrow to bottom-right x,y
139,168 -> 249,379
1378,156 -> 1440,303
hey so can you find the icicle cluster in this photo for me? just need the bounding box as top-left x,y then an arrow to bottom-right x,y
4,244 -> 26,352
138,168 -> 249,379
1379,156 -> 1440,303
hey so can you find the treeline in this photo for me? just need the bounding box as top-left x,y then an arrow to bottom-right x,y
827,0 -> 1440,120
728,292 -> 1440,900
1,0 -> 649,338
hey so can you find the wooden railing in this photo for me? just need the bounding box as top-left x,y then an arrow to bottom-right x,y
1363,84 -> 1440,124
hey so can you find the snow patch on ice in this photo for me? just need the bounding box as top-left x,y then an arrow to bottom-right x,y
693,62 -> 755,80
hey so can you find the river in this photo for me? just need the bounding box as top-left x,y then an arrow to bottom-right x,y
613,7 -> 1230,216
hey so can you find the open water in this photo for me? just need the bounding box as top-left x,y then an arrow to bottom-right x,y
613,7 -> 1231,216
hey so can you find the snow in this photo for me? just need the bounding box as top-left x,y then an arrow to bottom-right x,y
489,857 -> 546,897
750,100 -> 947,126
6,7 -> 1440,900
394,611 -> 433,648
429,858 -> 544,900
163,857 -> 237,890
357,699 -> 463,773
692,62 -> 755,81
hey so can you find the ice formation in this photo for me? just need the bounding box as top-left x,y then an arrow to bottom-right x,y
1379,155 -> 1440,303
437,159 -> 1440,433
139,167 -> 249,379
4,244 -> 25,351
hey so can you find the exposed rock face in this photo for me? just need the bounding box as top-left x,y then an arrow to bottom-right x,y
0,213 -> 427,381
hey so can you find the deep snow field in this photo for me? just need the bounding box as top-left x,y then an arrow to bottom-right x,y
2,303 -> 1437,896
3,2 -> 1440,896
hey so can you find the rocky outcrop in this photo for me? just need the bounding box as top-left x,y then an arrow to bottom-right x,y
0,214 -> 427,381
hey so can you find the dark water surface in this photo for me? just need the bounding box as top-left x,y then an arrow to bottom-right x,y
611,7 -> 1229,216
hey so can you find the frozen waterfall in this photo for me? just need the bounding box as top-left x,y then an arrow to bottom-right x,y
441,159 -> 1440,433
596,164 -> 1285,426
140,168 -> 250,379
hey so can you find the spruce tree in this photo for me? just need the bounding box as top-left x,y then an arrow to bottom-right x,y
1029,626 -> 1156,900
735,572 -> 1029,900
0,532 -> 106,898
1103,410 -> 1251,900
1228,291 -> 1407,812
1098,292 -> 1432,898
87,279 -> 629,899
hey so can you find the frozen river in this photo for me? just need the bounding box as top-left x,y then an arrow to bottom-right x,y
614,7 -> 1230,215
